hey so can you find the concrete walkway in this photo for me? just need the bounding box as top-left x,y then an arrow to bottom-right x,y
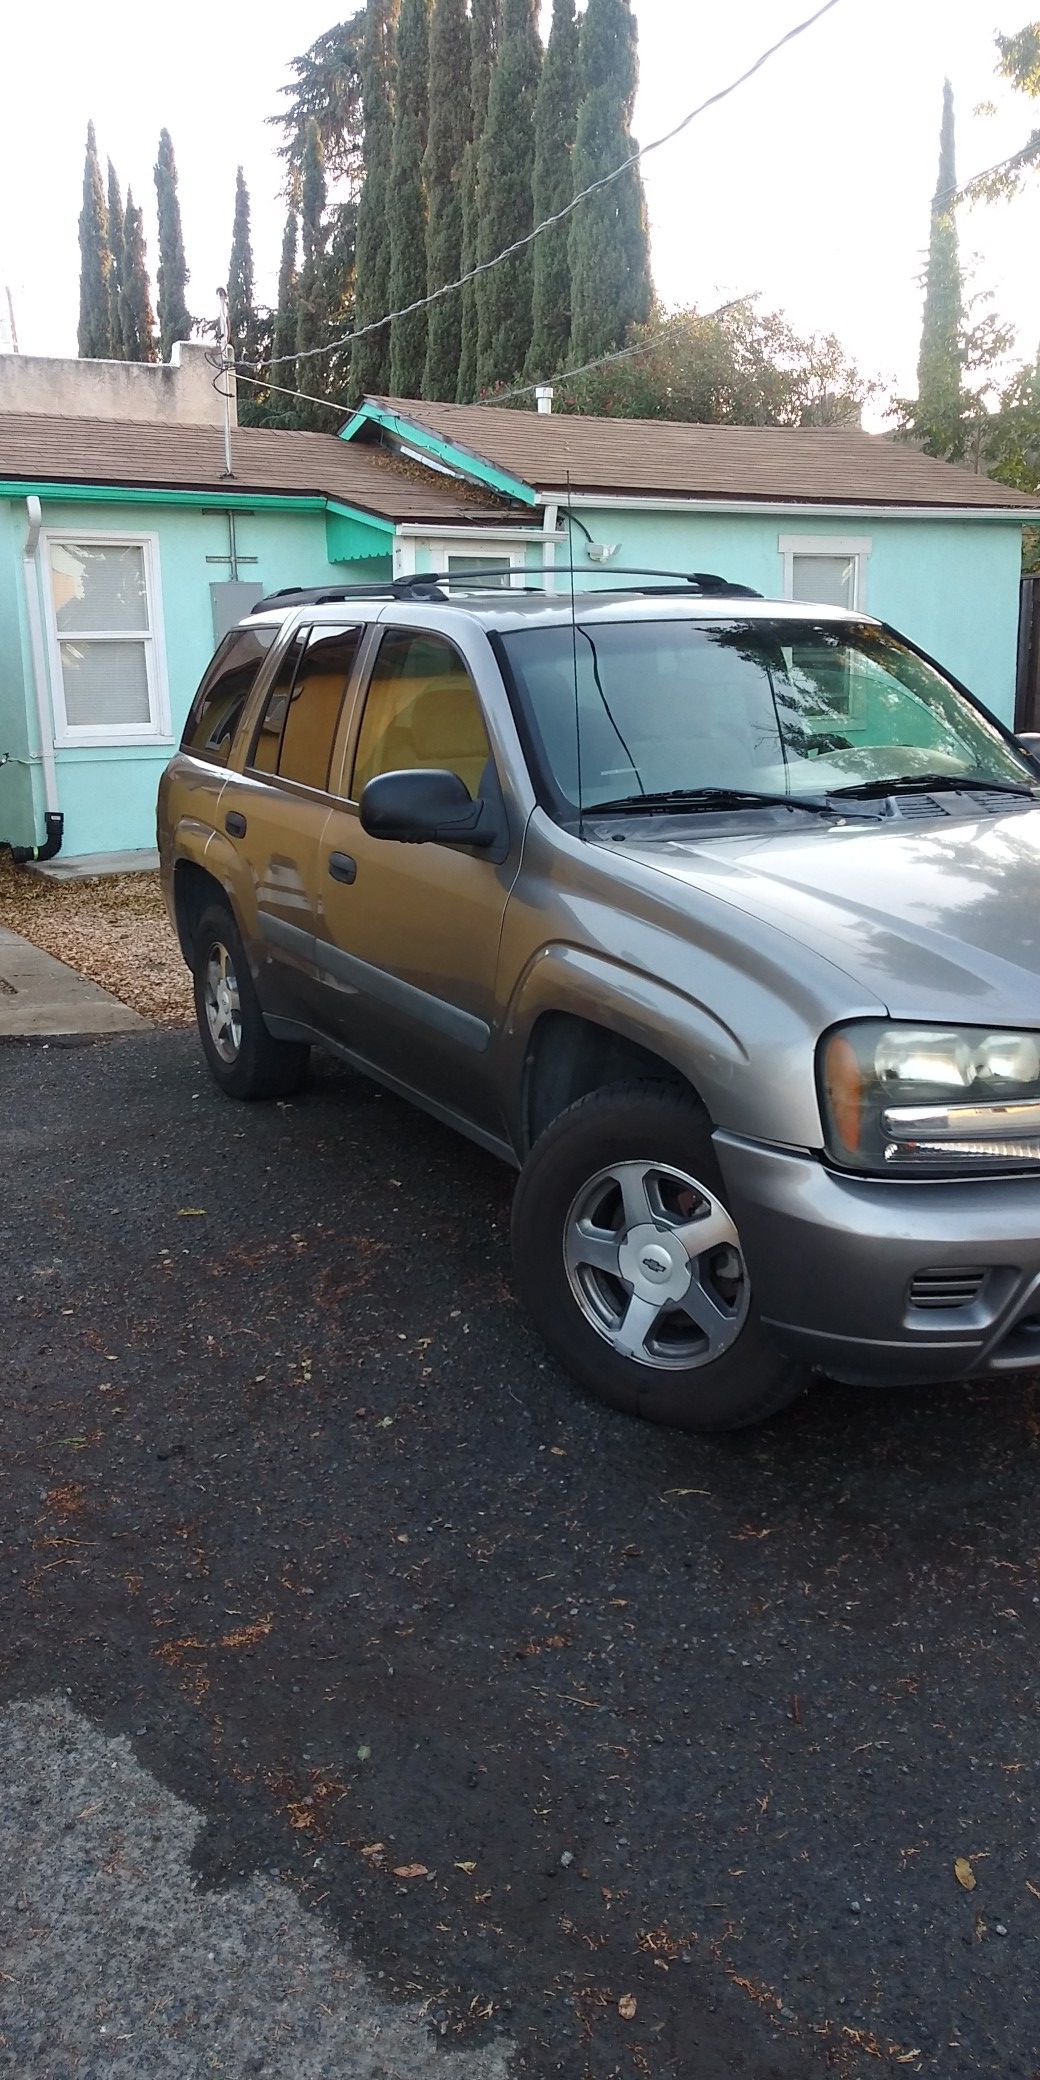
0,925 -> 144,1036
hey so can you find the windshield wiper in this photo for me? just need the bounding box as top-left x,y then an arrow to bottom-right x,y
589,785 -> 849,819
829,771 -> 1036,801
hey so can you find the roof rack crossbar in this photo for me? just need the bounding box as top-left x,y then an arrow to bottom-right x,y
249,566 -> 762,615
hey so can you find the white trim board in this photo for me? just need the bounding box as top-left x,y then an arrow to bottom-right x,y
548,493 -> 1036,521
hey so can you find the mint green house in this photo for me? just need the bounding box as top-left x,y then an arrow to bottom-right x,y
0,359 -> 1035,865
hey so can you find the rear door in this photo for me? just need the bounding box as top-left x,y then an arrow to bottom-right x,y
219,621 -> 365,1019
313,621 -> 523,1135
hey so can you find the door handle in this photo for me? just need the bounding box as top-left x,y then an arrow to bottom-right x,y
328,851 -> 357,885
225,811 -> 247,838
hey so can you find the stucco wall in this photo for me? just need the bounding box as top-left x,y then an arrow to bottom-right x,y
2,494 -> 376,856
562,507 -> 1025,725
0,342 -> 233,427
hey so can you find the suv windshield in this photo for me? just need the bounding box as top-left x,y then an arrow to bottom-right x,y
500,618 -> 1033,812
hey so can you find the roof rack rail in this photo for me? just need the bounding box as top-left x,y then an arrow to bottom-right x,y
249,566 -> 762,615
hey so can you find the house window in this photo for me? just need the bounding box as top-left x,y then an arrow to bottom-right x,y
45,533 -> 169,743
778,534 -> 871,612
446,552 -> 514,592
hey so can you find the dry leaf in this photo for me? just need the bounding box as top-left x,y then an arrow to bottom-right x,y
177,1208 -> 207,1217
618,1994 -> 637,2020
955,1857 -> 977,1892
360,1842 -> 384,1857
455,1860 -> 477,1873
1026,1879 -> 1040,1901
393,1862 -> 429,1879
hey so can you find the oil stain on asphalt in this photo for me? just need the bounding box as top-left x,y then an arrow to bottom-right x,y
2,1032 -> 1040,2080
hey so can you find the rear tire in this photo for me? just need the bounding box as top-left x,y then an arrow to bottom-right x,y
192,902 -> 309,1101
511,1080 -> 804,1433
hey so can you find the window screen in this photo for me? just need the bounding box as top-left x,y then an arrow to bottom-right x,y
251,625 -> 361,791
181,624 -> 277,765
790,554 -> 857,609
352,629 -> 491,800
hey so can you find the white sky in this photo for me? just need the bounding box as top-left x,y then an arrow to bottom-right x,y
2,0 -> 1040,417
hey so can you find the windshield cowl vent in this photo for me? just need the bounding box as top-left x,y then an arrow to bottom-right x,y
891,794 -> 950,821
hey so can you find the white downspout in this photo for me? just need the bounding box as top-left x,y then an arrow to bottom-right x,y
22,496 -> 60,815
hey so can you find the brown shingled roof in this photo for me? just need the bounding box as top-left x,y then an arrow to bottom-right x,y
368,396 -> 1040,511
0,413 -> 517,524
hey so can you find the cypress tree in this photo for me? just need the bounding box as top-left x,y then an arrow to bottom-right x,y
526,0 -> 579,378
106,161 -> 124,359
296,122 -> 331,429
456,0 -> 500,401
119,191 -> 158,363
77,121 -> 111,359
350,0 -> 400,399
568,0 -> 651,366
388,0 -> 431,396
154,128 -> 192,359
271,203 -> 300,421
474,0 -> 543,394
423,0 -> 471,399
228,167 -> 257,367
915,79 -> 964,450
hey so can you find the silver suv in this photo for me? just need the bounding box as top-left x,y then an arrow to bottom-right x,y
159,571 -> 1040,1431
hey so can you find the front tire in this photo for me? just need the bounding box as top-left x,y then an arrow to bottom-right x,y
511,1081 -> 804,1433
192,902 -> 309,1100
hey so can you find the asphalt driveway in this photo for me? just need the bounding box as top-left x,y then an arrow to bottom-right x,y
2,1029 -> 1040,2079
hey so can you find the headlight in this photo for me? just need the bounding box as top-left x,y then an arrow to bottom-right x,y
818,1021 -> 1040,1173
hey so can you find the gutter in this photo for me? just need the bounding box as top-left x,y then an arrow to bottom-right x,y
2,497 -> 63,864
548,491 -> 1040,521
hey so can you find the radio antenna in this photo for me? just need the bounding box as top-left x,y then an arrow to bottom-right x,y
566,472 -> 584,840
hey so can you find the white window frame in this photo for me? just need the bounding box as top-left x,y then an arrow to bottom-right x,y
42,528 -> 172,748
393,533 -> 534,590
778,533 -> 872,612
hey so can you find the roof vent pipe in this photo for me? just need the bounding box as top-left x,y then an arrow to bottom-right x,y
535,385 -> 554,415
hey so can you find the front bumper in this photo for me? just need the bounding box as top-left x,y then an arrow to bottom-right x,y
714,1130 -> 1040,1385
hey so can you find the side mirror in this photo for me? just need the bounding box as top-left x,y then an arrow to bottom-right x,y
1016,732 -> 1040,761
359,768 -> 500,848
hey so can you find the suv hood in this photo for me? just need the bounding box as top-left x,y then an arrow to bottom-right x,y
616,803 -> 1040,1027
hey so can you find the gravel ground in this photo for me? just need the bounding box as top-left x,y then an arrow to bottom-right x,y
3,1029 -> 1040,2080
0,862 -> 191,1025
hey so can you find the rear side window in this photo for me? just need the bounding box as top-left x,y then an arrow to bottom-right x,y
180,625 -> 277,765
250,625 -> 362,792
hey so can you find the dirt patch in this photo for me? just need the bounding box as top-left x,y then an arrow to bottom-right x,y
0,860 -> 191,1025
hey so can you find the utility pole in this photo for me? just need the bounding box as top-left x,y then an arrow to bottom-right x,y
215,287 -> 234,480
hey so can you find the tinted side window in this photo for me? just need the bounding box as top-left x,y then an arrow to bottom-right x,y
352,629 -> 491,800
250,625 -> 361,791
181,625 -> 277,765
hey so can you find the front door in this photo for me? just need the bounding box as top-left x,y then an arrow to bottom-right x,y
314,624 -> 521,1136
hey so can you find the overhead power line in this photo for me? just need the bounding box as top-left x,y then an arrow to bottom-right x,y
243,0 -> 844,376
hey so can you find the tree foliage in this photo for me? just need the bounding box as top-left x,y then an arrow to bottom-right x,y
228,167 -> 256,366
154,128 -> 191,359
546,302 -> 874,428
273,14 -> 366,195
388,0 -> 431,396
423,0 -> 471,399
268,206 -> 301,426
475,0 -> 542,393
457,0 -> 501,401
106,161 -> 124,360
351,0 -> 400,398
908,81 -> 964,452
295,123 -> 333,428
119,190 -> 158,363
77,122 -> 111,359
568,0 -> 651,367
526,0 -> 579,379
